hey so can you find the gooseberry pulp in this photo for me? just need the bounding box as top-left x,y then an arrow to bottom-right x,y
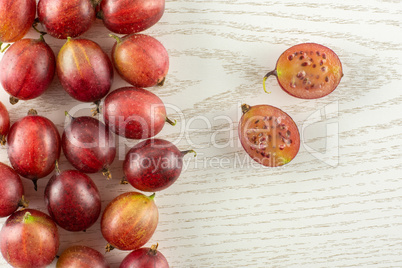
0,35 -> 56,104
57,38 -> 114,104
123,138 -> 196,192
101,192 -> 158,251
0,209 -> 59,268
103,87 -> 175,139
238,104 -> 300,167
62,115 -> 116,179
120,244 -> 169,268
100,0 -> 165,35
45,169 -> 101,232
0,162 -> 27,218
38,0 -> 96,39
263,43 -> 343,99
0,0 -> 36,45
111,34 -> 169,88
7,109 -> 61,190
57,245 -> 110,268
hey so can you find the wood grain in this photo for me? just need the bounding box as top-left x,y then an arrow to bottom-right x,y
1,0 -> 402,267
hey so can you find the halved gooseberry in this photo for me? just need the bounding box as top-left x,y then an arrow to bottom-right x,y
238,104 -> 300,167
263,43 -> 343,99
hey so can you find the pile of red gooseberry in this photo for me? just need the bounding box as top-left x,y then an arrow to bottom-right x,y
0,0 -> 184,267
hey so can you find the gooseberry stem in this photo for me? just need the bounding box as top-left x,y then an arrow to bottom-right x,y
149,243 -> 159,255
109,34 -> 122,44
27,109 -> 38,115
18,195 -> 29,208
0,43 -> 10,53
64,111 -> 76,121
102,167 -> 112,180
9,96 -> 19,105
55,160 -> 61,175
241,104 -> 251,114
181,150 -> 197,157
32,18 -> 47,36
91,100 -> 101,116
32,179 -> 38,191
0,135 -> 6,146
91,0 -> 102,7
23,211 -> 32,222
263,70 -> 277,94
165,117 -> 177,126
105,244 -> 114,253
157,77 -> 166,86
96,10 -> 104,20
120,177 -> 128,184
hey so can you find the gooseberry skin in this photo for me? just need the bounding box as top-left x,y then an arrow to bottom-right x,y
0,0 -> 36,43
103,87 -> 169,139
0,162 -> 25,218
56,245 -> 110,268
100,0 -> 165,35
0,209 -> 59,268
111,34 -> 169,88
0,37 -> 56,103
7,110 -> 61,189
119,244 -> 169,268
38,0 -> 96,39
57,38 -> 114,103
123,138 -> 193,192
62,116 -> 116,177
44,170 -> 102,232
101,192 -> 159,251
0,101 -> 10,144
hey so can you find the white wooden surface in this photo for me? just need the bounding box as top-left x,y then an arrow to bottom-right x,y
1,0 -> 402,267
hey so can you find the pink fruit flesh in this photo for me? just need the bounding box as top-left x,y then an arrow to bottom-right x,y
38,0 -> 95,39
57,38 -> 114,103
0,0 -> 36,43
264,43 -> 343,99
0,36 -> 56,103
0,101 -> 10,145
45,170 -> 101,232
7,109 -> 61,190
111,34 -> 169,88
0,209 -> 59,268
62,116 -> 116,178
103,87 -> 173,139
119,244 -> 169,268
124,138 -> 195,192
238,104 -> 300,167
57,245 -> 110,268
101,192 -> 158,251
0,162 -> 26,218
100,0 -> 165,34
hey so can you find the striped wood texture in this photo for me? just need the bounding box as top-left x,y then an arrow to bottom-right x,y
0,0 -> 402,267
